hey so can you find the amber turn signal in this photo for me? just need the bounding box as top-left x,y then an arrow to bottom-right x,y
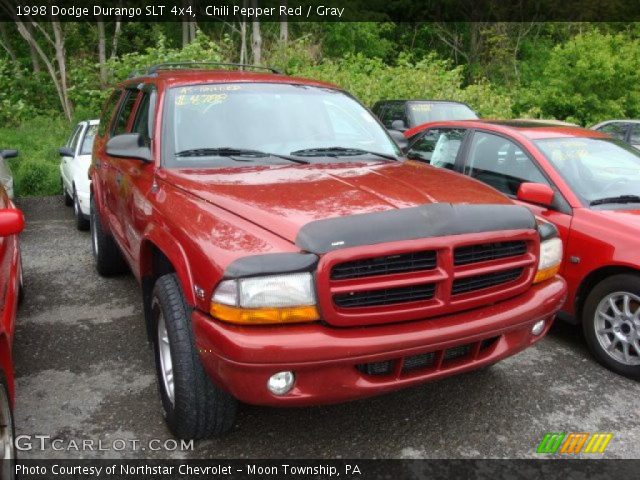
533,264 -> 560,284
210,303 -> 320,325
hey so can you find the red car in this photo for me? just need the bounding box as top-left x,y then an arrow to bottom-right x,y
0,156 -> 25,473
404,120 -> 640,379
90,64 -> 566,438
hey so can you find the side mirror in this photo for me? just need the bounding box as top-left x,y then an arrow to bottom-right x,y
517,182 -> 554,207
0,149 -> 18,159
0,208 -> 24,236
59,147 -> 74,157
106,133 -> 151,162
390,119 -> 407,132
388,129 -> 409,151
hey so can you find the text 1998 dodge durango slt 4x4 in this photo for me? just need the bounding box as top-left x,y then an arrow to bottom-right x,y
90,63 -> 567,439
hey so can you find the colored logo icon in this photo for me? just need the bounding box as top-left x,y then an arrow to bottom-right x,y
537,432 -> 613,454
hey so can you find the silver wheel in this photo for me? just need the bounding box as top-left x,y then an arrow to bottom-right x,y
157,313 -> 175,405
0,384 -> 15,479
594,291 -> 640,366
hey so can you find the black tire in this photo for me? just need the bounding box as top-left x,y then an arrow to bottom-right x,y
151,273 -> 237,439
63,180 -> 73,206
582,273 -> 640,379
0,379 -> 16,480
73,188 -> 90,231
90,195 -> 127,276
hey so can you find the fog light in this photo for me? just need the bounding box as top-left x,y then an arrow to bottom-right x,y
267,371 -> 295,395
531,320 -> 545,336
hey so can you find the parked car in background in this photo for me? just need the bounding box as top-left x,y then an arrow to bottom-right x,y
0,150 -> 18,199
0,187 -> 25,476
591,119 -> 640,149
90,64 -> 566,439
59,119 -> 99,230
372,100 -> 478,132
404,119 -> 640,379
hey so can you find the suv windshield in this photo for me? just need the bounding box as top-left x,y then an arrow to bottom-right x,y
407,102 -> 477,126
163,83 -> 400,168
535,137 -> 640,207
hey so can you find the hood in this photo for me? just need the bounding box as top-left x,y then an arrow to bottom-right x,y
159,161 -> 512,243
580,207 -> 640,238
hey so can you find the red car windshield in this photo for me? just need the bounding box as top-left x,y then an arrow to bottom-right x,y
162,83 -> 399,168
536,137 -> 640,207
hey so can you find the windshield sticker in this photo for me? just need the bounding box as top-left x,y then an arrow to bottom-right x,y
410,104 -> 432,112
175,93 -> 228,106
177,85 -> 242,94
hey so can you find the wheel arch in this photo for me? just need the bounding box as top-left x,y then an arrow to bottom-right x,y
575,265 -> 640,320
139,234 -> 195,340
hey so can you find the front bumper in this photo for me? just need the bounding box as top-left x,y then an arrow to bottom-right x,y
193,277 -> 566,407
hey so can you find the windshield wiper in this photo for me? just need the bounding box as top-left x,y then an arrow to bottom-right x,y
590,195 -> 640,206
174,147 -> 309,164
290,147 -> 398,161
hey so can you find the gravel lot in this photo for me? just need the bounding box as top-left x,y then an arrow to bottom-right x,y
12,196 -> 640,459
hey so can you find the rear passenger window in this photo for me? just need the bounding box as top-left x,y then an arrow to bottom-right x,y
132,93 -> 151,140
98,90 -> 122,137
464,131 -> 549,196
111,90 -> 139,136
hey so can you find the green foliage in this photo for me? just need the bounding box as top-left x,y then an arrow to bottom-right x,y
69,32 -> 227,118
0,60 -> 41,126
290,53 -> 513,117
0,116 -> 69,196
516,30 -> 640,125
321,23 -> 396,61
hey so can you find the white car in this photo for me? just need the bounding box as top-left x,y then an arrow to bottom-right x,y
59,119 -> 99,230
0,149 -> 18,199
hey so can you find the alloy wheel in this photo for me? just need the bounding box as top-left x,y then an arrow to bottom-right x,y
594,291 -> 640,366
157,313 -> 175,405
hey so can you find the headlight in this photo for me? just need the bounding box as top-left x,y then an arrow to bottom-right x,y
534,237 -> 563,284
210,273 -> 320,325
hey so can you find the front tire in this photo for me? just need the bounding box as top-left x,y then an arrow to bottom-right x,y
74,188 -> 90,231
152,273 -> 237,439
0,380 -> 16,480
90,196 -> 127,276
583,274 -> 640,379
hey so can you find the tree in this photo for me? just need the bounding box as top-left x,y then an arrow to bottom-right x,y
97,18 -> 107,86
250,0 -> 261,64
0,22 -> 17,63
0,1 -> 74,120
280,0 -> 288,44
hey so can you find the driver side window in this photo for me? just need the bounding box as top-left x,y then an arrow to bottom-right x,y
464,131 -> 549,196
406,129 -> 465,170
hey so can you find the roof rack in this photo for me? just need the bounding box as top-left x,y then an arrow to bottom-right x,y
143,62 -> 283,75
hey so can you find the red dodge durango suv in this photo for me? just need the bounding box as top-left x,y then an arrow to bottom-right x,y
90,64 -> 567,438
